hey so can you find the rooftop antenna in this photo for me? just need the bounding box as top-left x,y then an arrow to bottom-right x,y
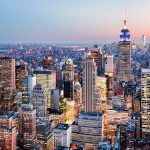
123,9 -> 127,29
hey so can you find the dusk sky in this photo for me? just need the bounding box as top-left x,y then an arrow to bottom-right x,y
0,0 -> 150,43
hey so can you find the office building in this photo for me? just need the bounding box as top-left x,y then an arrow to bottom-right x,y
105,54 -> 113,76
141,69 -> 150,139
18,103 -> 36,150
0,57 -> 16,109
91,45 -> 103,76
51,88 -> 61,110
33,70 -> 56,108
0,127 -> 16,150
0,57 -> 16,92
36,120 -> 53,150
0,111 -> 17,150
31,84 -> 47,119
82,52 -> 101,112
131,112 -> 142,138
53,123 -> 71,148
74,82 -> 82,103
43,56 -> 54,70
16,64 -> 28,91
118,18 -> 132,81
72,111 -> 103,150
28,75 -> 36,96
64,80 -> 74,100
65,58 -> 74,81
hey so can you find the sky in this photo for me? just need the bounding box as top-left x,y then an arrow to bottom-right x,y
0,0 -> 150,43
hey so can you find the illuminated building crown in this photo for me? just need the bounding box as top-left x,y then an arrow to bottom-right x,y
120,18 -> 130,42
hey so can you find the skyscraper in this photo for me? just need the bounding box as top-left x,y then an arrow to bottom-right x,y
91,45 -> 103,76
0,58 -> 16,109
0,112 -> 17,150
118,18 -> 132,81
31,84 -> 47,119
72,111 -> 103,149
53,123 -> 71,148
141,69 -> 150,139
82,52 -> 101,112
33,70 -> 56,108
0,57 -> 16,92
43,56 -> 54,70
18,103 -> 36,149
105,54 -> 113,76
65,58 -> 74,81
64,80 -> 74,100
16,64 -> 28,92
36,120 -> 53,150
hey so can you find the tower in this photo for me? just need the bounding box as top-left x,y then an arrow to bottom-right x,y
0,57 -> 16,109
141,69 -> 150,139
43,56 -> 54,70
118,16 -> 132,81
31,84 -> 47,119
91,45 -> 103,76
19,103 -> 36,149
82,52 -> 100,112
65,58 -> 74,81
64,58 -> 74,100
33,70 -> 56,108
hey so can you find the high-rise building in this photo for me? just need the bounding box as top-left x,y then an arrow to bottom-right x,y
0,57 -> 16,92
0,127 -> 16,150
118,18 -> 132,81
36,120 -> 53,150
18,103 -> 36,150
91,45 -> 103,76
74,82 -> 82,103
16,64 -> 28,91
33,70 -> 56,108
105,54 -> 113,76
141,69 -> 150,139
72,111 -> 103,150
96,77 -> 107,138
64,80 -> 74,100
43,56 -> 54,70
28,75 -> 36,96
0,57 -> 16,109
53,123 -> 71,148
82,52 -> 101,112
51,88 -> 61,110
0,111 -> 17,150
141,34 -> 146,48
31,84 -> 47,119
65,58 -> 74,81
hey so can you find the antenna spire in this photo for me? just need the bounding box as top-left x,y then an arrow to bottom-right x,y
123,9 -> 127,29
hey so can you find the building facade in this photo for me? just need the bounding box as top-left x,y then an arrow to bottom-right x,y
53,123 -> 71,148
72,111 -> 103,150
141,69 -> 150,139
82,52 -> 101,112
33,70 -> 56,108
31,84 -> 47,119
19,103 -> 36,150
118,19 -> 132,81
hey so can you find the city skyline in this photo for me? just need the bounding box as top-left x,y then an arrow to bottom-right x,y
0,0 -> 150,43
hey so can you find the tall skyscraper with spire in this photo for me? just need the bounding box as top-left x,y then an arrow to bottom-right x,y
118,15 -> 133,81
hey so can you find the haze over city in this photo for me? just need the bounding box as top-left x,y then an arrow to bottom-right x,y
0,0 -> 150,43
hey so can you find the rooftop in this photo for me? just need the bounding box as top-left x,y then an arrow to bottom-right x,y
33,70 -> 54,74
55,123 -> 70,130
78,111 -> 102,120
142,68 -> 150,73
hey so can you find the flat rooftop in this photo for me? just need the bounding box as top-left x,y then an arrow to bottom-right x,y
77,111 -> 102,120
142,68 -> 150,73
55,123 -> 70,130
33,70 -> 54,74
